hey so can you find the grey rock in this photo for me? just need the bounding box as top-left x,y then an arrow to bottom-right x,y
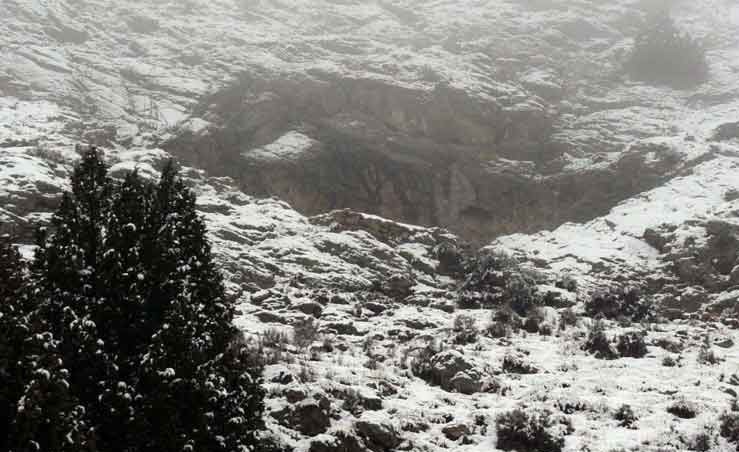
442,423 -> 471,441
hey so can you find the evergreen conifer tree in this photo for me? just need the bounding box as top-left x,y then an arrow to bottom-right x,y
0,234 -> 32,450
23,148 -> 265,452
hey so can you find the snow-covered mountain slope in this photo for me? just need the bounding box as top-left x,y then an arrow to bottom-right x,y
4,0 -> 739,241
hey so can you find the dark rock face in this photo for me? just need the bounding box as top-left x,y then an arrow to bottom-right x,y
355,417 -> 402,452
167,75 -> 683,243
442,424 -> 471,441
272,397 -> 332,436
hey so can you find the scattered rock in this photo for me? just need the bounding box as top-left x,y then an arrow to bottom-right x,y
296,301 -> 324,318
308,432 -> 366,452
355,415 -> 402,452
712,121 -> 739,141
430,302 -> 456,313
273,398 -> 332,436
382,273 -> 415,300
714,337 -> 734,348
255,311 -> 288,324
402,319 -> 436,330
323,322 -> 362,336
251,289 -> 273,304
442,423 -> 471,441
286,388 -> 308,403
363,301 -> 388,315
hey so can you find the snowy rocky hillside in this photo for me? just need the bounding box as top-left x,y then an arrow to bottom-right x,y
2,0 -> 739,451
4,0 -> 739,240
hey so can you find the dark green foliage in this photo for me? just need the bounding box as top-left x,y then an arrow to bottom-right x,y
585,287 -> 652,322
667,400 -> 698,419
614,404 -> 638,429
698,335 -> 722,365
0,236 -> 28,443
495,408 -> 569,452
582,320 -> 617,360
434,242 -> 470,277
560,308 -> 577,328
410,340 -> 442,382
720,411 -> 739,444
10,332 -> 93,452
616,331 -> 648,358
11,149 -> 265,452
523,307 -> 548,335
461,251 -> 541,315
502,354 -> 538,375
486,305 -> 522,338
452,314 -> 478,344
626,13 -> 708,88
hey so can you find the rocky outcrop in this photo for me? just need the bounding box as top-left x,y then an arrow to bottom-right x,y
355,415 -> 402,452
167,75 -> 690,243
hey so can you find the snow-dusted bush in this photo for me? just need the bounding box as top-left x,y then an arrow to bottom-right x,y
262,328 -> 291,349
409,341 -> 442,382
555,275 -> 578,293
667,400 -> 698,419
486,306 -> 522,338
697,336 -> 722,365
502,353 -> 539,375
461,250 -> 542,314
582,320 -> 617,360
614,404 -> 638,429
453,314 -> 478,344
626,13 -> 708,87
523,307 -> 546,334
689,430 -> 714,452
662,355 -> 678,367
293,317 -> 319,348
560,308 -> 578,329
720,411 -> 739,444
585,287 -> 652,322
506,271 -> 542,316
495,408 -> 570,452
616,331 -> 648,358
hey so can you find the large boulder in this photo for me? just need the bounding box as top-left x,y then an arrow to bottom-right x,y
272,396 -> 332,436
354,414 -> 402,452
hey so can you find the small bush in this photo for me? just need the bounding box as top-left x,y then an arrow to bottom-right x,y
495,408 -> 569,452
690,430 -> 714,452
410,341 -> 442,381
556,398 -> 588,414
506,272 -> 542,316
487,321 -> 511,339
262,328 -> 291,349
453,314 -> 478,345
667,400 -> 698,419
698,336 -> 722,365
616,331 -> 648,358
293,318 -> 319,348
662,356 -> 678,367
523,311 -> 542,334
487,306 -> 522,338
560,308 -> 578,329
582,320 -> 617,360
555,275 -> 578,293
626,13 -> 708,88
614,404 -> 638,429
502,353 -> 539,374
462,251 -> 541,314
585,287 -> 652,322
720,411 -> 739,443
655,337 -> 684,353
